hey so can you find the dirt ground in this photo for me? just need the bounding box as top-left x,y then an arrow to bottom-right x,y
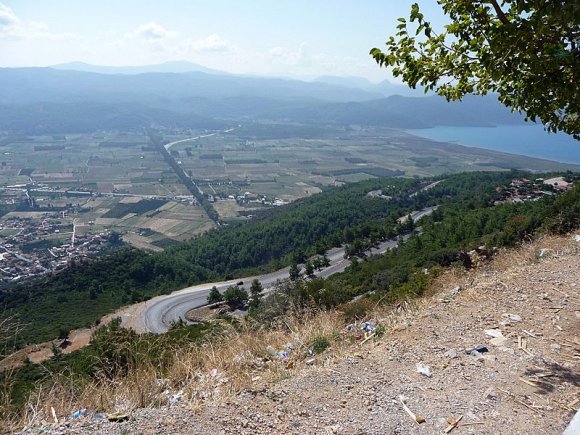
1,275 -> 158,371
19,234 -> 579,434
0,328 -> 93,371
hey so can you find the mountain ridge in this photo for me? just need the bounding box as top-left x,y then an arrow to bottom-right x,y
51,60 -> 228,76
0,67 -> 524,133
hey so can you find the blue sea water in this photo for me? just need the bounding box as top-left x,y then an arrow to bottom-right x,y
408,124 -> 580,165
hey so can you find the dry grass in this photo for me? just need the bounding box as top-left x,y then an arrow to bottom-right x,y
5,233 -> 579,433
6,311 -> 349,431
494,234 -> 579,270
423,233 -> 580,300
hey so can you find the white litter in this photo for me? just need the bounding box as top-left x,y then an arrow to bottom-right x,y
416,363 -> 432,377
485,329 -> 503,338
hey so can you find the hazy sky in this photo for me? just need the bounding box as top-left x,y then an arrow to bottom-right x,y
0,1 -> 447,81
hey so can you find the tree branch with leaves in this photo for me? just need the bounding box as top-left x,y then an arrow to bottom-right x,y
371,1 -> 579,139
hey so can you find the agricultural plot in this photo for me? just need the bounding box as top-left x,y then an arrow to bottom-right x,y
212,199 -> 262,220
0,132 -> 188,195
101,199 -> 168,219
169,130 -> 415,202
169,125 -> 580,204
74,198 -> 214,250
0,196 -> 214,252
0,132 -> 215,251
1,125 -> 577,249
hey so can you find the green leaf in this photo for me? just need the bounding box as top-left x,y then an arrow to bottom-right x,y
370,0 -> 579,139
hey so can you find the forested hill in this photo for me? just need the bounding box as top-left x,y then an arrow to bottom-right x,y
1,170 -> 578,348
0,68 -> 522,133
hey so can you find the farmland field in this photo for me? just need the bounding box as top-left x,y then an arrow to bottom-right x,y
166,125 -> 580,203
0,132 -> 216,250
0,126 -> 579,248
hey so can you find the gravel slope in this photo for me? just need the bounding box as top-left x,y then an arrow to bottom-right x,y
20,235 -> 580,434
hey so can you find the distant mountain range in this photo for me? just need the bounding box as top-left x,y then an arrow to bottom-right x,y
0,66 -> 382,103
51,60 -> 227,76
314,75 -> 425,97
0,64 -> 524,134
52,61 -> 425,97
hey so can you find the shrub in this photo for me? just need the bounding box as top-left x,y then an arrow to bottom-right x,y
337,298 -> 375,323
207,286 -> 223,304
223,286 -> 248,309
311,336 -> 330,354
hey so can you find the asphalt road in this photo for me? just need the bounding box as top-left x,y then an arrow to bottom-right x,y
410,206 -> 439,222
142,240 -> 396,333
140,206 -> 437,333
163,126 -> 240,150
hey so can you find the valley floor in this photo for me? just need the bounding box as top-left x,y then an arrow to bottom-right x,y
18,235 -> 580,434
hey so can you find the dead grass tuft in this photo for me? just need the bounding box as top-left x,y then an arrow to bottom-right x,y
10,310 -> 347,430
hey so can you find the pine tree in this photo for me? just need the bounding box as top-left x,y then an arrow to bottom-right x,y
207,286 -> 223,304
249,279 -> 264,310
289,262 -> 301,281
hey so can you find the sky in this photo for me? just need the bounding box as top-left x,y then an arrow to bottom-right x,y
0,1 -> 447,82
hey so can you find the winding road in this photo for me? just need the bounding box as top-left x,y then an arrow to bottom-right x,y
120,200 -> 437,333
139,241 -> 396,333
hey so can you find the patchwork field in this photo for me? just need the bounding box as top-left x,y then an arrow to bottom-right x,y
0,132 -> 191,195
1,126 -> 579,245
0,195 -> 214,252
0,132 -> 215,250
167,126 -> 580,205
77,197 -> 214,249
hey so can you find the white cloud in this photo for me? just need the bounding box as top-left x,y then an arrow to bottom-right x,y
254,43 -> 387,80
0,2 -> 76,41
114,22 -> 178,55
187,34 -> 233,53
133,22 -> 177,41
268,43 -> 311,67
0,3 -> 19,28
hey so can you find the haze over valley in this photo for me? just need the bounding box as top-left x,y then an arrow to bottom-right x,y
0,63 -> 576,255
